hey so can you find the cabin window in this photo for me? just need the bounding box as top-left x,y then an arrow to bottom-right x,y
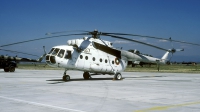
100,58 -> 102,62
80,55 -> 83,59
65,50 -> 72,59
52,48 -> 60,55
92,57 -> 95,61
85,56 -> 88,60
112,60 -> 114,64
57,49 -> 65,58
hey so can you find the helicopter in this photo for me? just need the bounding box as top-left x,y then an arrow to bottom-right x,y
1,30 -> 199,80
127,49 -> 183,69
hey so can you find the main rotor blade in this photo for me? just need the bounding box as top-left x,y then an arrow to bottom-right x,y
45,30 -> 89,35
104,34 -> 169,52
0,33 -> 87,47
102,32 -> 200,46
0,49 -> 39,57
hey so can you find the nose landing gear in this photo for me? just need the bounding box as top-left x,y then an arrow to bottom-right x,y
62,69 -> 70,81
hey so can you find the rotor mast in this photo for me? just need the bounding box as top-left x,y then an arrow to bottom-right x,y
91,29 -> 100,39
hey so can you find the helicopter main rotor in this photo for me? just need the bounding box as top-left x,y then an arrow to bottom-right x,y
1,29 -> 200,52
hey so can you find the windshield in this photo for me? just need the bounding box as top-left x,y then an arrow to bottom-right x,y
52,48 -> 60,55
48,48 -> 55,54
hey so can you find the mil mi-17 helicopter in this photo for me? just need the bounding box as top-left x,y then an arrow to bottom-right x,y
127,49 -> 183,69
1,30 -> 199,80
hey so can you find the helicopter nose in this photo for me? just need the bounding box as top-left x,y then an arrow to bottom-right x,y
45,55 -> 56,64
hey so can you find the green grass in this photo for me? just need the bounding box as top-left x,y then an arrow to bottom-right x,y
125,64 -> 200,73
17,63 -> 200,73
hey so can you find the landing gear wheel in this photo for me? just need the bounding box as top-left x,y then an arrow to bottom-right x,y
114,73 -> 122,80
9,66 -> 15,72
83,72 -> 90,80
63,75 -> 70,81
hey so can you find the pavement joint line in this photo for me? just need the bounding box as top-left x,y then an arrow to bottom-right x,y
0,95 -> 86,112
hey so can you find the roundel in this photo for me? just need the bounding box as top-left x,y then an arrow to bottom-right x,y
115,58 -> 120,65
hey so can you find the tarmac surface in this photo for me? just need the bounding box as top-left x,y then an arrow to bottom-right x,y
0,69 -> 200,112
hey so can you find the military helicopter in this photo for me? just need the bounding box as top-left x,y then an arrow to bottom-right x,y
1,30 -> 199,80
127,49 -> 183,69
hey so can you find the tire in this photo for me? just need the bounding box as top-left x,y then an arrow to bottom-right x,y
9,66 -> 15,72
114,73 -> 122,80
83,72 -> 90,80
63,75 -> 70,81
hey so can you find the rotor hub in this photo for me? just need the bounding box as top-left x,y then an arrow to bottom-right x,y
91,29 -> 101,39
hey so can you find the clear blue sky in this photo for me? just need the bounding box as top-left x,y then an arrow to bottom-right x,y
0,0 -> 200,62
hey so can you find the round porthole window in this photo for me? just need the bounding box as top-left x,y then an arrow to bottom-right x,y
80,55 -> 83,59
85,56 -> 88,60
105,59 -> 108,63
112,60 -> 114,64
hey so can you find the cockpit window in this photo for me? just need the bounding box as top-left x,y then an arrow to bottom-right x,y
48,48 -> 55,54
52,48 -> 60,55
65,50 -> 72,59
57,49 -> 65,58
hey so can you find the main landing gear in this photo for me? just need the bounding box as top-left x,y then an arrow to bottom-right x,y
83,72 -> 91,80
113,73 -> 122,80
63,75 -> 70,81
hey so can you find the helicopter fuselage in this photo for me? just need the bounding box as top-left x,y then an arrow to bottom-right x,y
45,38 -> 128,75
45,37 -> 171,75
44,36 -> 173,81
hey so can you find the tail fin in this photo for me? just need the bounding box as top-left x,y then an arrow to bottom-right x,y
161,48 -> 184,62
161,51 -> 170,60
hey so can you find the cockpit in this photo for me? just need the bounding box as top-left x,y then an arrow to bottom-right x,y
46,47 -> 72,64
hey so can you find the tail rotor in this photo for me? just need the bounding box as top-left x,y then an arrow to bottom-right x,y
168,37 -> 184,63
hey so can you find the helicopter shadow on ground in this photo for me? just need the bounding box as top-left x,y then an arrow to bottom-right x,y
124,75 -> 166,79
46,75 -> 166,84
46,77 -> 115,84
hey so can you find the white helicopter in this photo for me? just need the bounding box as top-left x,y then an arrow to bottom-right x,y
128,49 -> 183,69
1,30 -> 199,81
